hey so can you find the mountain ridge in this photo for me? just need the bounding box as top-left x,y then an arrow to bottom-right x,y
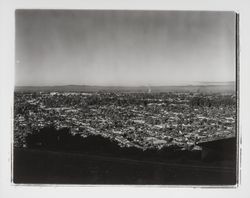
15,82 -> 235,93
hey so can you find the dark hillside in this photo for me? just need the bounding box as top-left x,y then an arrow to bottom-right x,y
14,127 -> 236,184
13,148 -> 236,185
25,127 -> 200,161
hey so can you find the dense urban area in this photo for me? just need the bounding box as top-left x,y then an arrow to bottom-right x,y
14,89 -> 236,151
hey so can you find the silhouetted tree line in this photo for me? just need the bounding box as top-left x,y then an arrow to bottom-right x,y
25,127 -> 201,161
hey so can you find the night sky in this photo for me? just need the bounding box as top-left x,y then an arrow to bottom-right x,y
15,10 -> 236,86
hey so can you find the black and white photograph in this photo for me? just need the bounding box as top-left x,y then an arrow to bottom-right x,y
13,10 -> 238,185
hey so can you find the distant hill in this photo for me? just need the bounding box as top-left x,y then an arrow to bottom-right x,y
15,82 -> 235,93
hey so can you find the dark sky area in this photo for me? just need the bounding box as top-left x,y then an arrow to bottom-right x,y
15,10 -> 236,86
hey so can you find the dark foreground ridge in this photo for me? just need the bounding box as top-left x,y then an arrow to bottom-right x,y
13,127 -> 236,185
24,127 -> 196,159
